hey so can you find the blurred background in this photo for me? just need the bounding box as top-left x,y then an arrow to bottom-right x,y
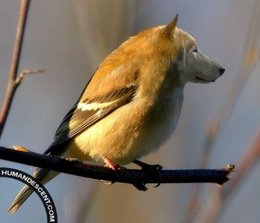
0,0 -> 260,222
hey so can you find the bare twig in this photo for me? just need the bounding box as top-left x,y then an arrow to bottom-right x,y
14,69 -> 45,85
182,122 -> 218,223
0,147 -> 234,189
199,132 -> 260,223
0,0 -> 35,139
222,132 -> 260,197
184,1 -> 260,222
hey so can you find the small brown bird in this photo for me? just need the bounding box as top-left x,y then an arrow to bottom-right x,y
8,15 -> 224,213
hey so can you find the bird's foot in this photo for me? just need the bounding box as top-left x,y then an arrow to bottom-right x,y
100,156 -> 125,185
133,160 -> 163,171
101,156 -> 125,170
133,160 -> 163,189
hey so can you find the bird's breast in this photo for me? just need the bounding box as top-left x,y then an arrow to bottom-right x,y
133,87 -> 184,158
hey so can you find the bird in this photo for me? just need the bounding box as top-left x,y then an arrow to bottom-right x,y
8,15 -> 225,213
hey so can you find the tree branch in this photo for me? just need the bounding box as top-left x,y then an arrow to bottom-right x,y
199,132 -> 260,223
0,0 -> 31,138
0,146 -> 234,190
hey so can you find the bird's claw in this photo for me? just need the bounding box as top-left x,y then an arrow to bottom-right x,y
133,160 -> 163,189
133,182 -> 148,191
133,160 -> 163,171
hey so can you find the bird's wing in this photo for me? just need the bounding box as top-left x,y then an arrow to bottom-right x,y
45,69 -> 139,155
55,84 -> 137,144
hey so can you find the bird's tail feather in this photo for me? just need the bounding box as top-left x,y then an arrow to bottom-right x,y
8,168 -> 59,213
8,184 -> 33,213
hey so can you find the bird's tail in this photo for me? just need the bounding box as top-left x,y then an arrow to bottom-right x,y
8,183 -> 34,214
8,168 -> 59,213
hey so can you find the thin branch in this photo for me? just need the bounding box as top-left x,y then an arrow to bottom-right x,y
182,122 -> 218,223
208,132 -> 260,223
199,132 -> 260,223
0,0 -> 31,138
222,132 -> 260,197
184,1 -> 260,222
14,69 -> 45,85
0,147 -> 234,189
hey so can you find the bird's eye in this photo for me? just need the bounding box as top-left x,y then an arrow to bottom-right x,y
192,48 -> 198,53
